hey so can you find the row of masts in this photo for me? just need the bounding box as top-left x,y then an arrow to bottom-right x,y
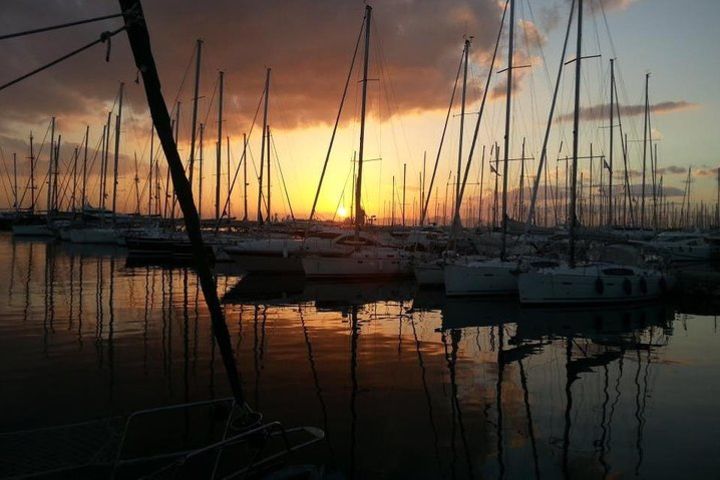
0,1 -> 713,233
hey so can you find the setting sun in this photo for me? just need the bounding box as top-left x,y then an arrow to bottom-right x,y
337,206 -> 348,218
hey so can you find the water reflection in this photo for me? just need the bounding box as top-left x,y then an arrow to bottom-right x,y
0,233 -> 719,479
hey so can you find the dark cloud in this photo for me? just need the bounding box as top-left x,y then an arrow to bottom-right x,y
0,0 -> 508,136
556,101 -> 699,122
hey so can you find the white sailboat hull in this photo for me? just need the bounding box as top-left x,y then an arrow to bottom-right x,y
518,264 -> 671,305
443,260 -> 519,297
301,249 -> 412,279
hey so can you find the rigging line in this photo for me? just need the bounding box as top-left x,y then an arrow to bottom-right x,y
18,121 -> 51,207
419,46 -> 464,225
0,12 -> 125,41
524,0 -> 576,230
0,26 -> 127,92
309,12 -> 365,220
332,164 -> 355,222
454,0 -> 509,231
217,83 -> 265,225
0,148 -> 14,206
83,133 -> 107,203
24,121 -> 52,204
270,131 -> 295,221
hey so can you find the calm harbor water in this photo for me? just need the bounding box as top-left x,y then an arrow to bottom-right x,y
0,232 -> 719,479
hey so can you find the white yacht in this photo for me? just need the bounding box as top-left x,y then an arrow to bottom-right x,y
518,263 -> 671,305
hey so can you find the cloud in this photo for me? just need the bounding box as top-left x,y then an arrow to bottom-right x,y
657,165 -> 686,175
518,19 -> 547,47
556,101 -> 699,122
594,0 -> 640,12
0,0 -> 508,136
696,168 -> 719,178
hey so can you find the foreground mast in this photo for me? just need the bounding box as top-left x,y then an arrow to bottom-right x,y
354,5 -> 372,240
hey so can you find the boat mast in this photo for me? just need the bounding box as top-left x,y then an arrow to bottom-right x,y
12,152 -> 17,213
71,145 -> 78,212
112,82 -> 124,225
257,68 -> 270,225
569,0 -> 583,268
81,126 -> 88,212
525,0 -> 575,230
640,73 -> 649,229
455,38 -> 470,225
148,124 -> 153,215
608,58 -> 614,226
354,5 -> 372,239
402,163 -> 407,226
267,124 -> 271,221
29,132 -> 35,213
198,123 -> 204,220
226,135 -> 231,220
215,71 -> 223,224
243,133 -> 248,221
500,0 -> 515,261
53,135 -> 60,213
47,116 -> 55,216
188,39 -> 202,189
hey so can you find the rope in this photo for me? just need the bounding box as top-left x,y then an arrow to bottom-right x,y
0,26 -> 127,92
0,12 -> 124,41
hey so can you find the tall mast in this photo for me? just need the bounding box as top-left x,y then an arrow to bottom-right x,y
257,68 -> 270,224
148,124 -> 154,215
102,111 -> 111,213
215,71 -> 224,223
243,133 -> 248,221
500,0 -> 515,260
198,123 -> 204,220
53,135 -> 62,211
519,137 -> 525,220
99,124 -> 107,211
133,152 -> 140,214
81,126 -> 89,212
456,38 -> 470,222
641,73 -> 649,229
391,175 -> 395,226
226,136 -> 231,220
608,58 -> 614,225
355,5 -> 372,238
47,116 -> 55,215
188,39 -> 203,189
12,152 -> 17,212
112,82 -> 124,224
402,163 -> 407,227
568,0 -> 583,268
71,146 -> 78,212
266,124 -> 271,220
29,133 -> 35,213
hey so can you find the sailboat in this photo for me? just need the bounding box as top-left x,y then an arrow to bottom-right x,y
300,6 -> 415,280
443,0 -> 531,296
517,0 -> 672,305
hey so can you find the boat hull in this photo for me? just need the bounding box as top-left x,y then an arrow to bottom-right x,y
301,251 -> 411,280
444,260 -> 518,297
69,228 -> 121,245
12,224 -> 55,237
518,265 -> 671,305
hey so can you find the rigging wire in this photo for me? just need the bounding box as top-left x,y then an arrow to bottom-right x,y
0,12 -> 124,41
0,26 -> 127,92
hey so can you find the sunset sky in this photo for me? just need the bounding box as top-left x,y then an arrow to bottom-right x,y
0,0 -> 718,223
